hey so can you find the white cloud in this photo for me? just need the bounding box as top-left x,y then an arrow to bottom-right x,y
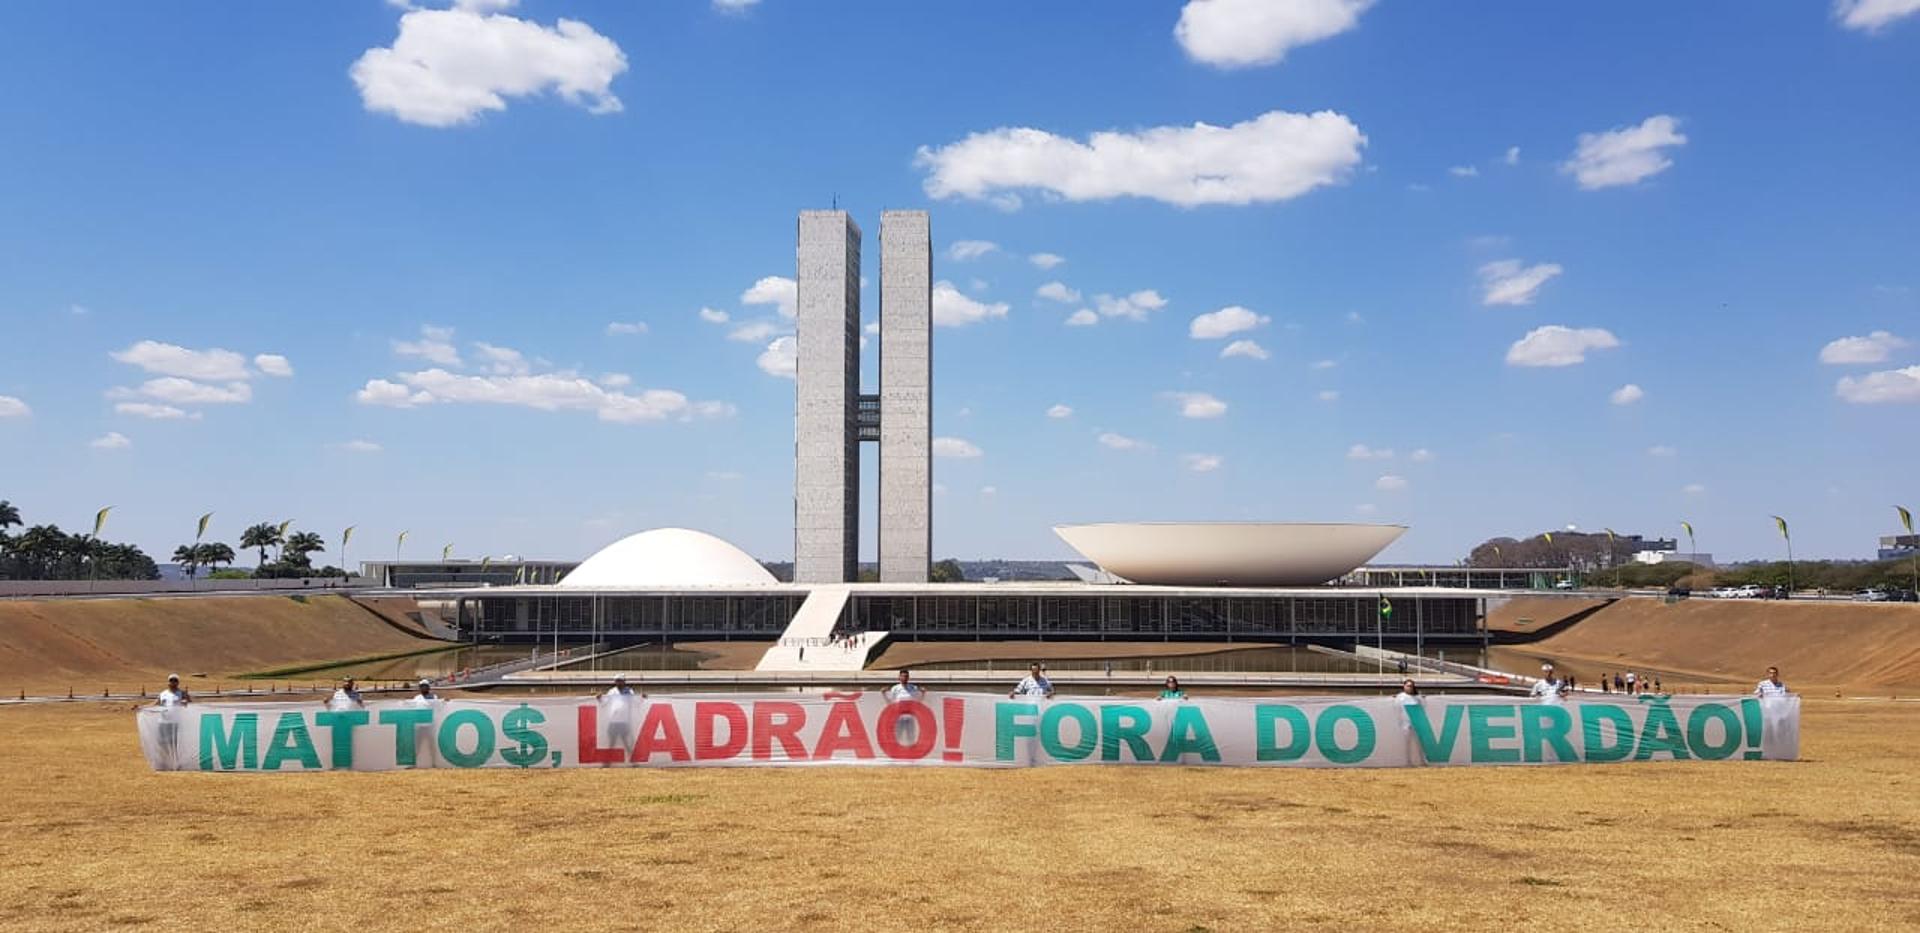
340,439 -> 383,454
863,321 -> 880,335
472,342 -> 530,375
1562,115 -> 1687,190
114,402 -> 198,420
1449,165 -> 1479,178
1174,0 -> 1373,68
698,307 -> 730,324
1310,358 -> 1337,370
1375,474 -> 1408,492
757,336 -> 798,379
1030,253 -> 1066,270
1835,0 -> 1920,31
932,436 -> 983,459
1210,340 -> 1265,361
1610,383 -> 1645,405
932,281 -> 1009,327
115,378 -> 252,405
1064,309 -> 1100,327
1410,448 -> 1434,463
393,325 -> 462,367
1648,445 -> 1677,457
0,395 -> 29,418
1094,290 -> 1168,321
110,341 -> 253,381
712,0 -> 760,12
1189,305 -> 1269,339
1354,503 -> 1379,516
90,431 -> 131,450
1046,404 -> 1073,419
947,240 -> 998,261
1183,453 -> 1223,472
1504,146 -> 1520,166
1036,281 -> 1081,303
932,482 -> 948,496
1820,330 -> 1909,364
917,109 -> 1366,208
742,276 -> 798,319
705,469 -> 743,481
1317,389 -> 1340,402
1347,444 -> 1394,460
1166,391 -> 1228,419
1836,366 -> 1920,404
356,379 -> 434,408
970,278 -> 989,292
351,7 -> 626,128
1344,311 -> 1364,324
1479,259 -> 1563,306
727,320 -> 781,343
597,373 -> 632,388
1098,432 -> 1150,451
1506,325 -> 1620,367
253,354 -> 293,377
1682,483 -> 1707,495
68,304 -> 90,317
606,321 -> 649,336
980,486 -> 998,497
354,367 -> 732,422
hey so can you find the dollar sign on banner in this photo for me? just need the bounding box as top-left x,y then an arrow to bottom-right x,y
499,704 -> 549,768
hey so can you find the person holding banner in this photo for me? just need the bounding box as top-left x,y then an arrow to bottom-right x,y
327,677 -> 365,711
883,669 -> 926,746
1756,666 -> 1789,699
601,675 -> 639,760
1157,676 -> 1186,701
1394,678 -> 1426,764
1010,662 -> 1054,699
403,678 -> 443,767
151,674 -> 191,771
1530,663 -> 1563,702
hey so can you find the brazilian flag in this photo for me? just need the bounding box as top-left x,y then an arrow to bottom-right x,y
1379,596 -> 1393,620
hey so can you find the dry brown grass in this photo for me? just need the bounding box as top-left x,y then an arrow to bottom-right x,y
3,698 -> 1918,931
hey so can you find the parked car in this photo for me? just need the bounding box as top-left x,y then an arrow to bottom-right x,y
1666,585 -> 1692,598
1855,588 -> 1891,602
1553,579 -> 1575,590
1732,584 -> 1765,599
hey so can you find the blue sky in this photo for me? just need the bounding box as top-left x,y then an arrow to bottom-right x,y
1,0 -> 1916,567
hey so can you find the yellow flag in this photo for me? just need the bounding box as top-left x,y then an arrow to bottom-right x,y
93,506 -> 113,538
1900,506 -> 1914,536
1771,515 -> 1790,540
479,555 -> 492,574
1543,532 -> 1554,547
196,512 -> 213,541
1604,527 -> 1617,545
1680,520 -> 1694,540
396,530 -> 409,553
442,543 -> 454,561
342,525 -> 356,548
276,519 -> 294,539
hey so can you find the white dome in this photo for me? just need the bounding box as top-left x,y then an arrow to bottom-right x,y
1053,522 -> 1406,587
558,528 -> 776,588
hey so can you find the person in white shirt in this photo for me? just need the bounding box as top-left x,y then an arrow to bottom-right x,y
152,673 -> 191,770
405,678 -> 441,707
1624,670 -> 1638,695
326,677 -> 364,711
403,679 -> 443,766
1394,678 -> 1427,764
1009,662 -> 1054,700
601,675 -> 639,758
1755,666 -> 1789,699
1530,663 -> 1563,703
1394,678 -> 1421,707
882,669 -> 925,703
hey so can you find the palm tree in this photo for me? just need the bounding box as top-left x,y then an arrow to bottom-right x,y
0,500 -> 20,531
283,531 -> 325,568
172,544 -> 201,581
239,522 -> 282,569
197,542 -> 236,576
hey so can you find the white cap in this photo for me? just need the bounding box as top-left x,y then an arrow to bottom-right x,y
1541,663 -> 1554,671
167,673 -> 180,681
418,678 -> 432,687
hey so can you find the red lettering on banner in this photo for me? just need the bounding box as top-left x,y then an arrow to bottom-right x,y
751,701 -> 808,761
576,705 -> 629,765
875,701 -> 937,760
629,704 -> 691,763
811,701 -> 875,760
693,702 -> 748,760
942,697 -> 965,762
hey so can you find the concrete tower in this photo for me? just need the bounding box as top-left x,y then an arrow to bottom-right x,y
878,210 -> 932,583
793,210 -> 861,584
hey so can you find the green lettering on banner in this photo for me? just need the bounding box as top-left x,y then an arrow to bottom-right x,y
438,709 -> 496,768
314,710 -> 369,770
1685,702 -> 1741,761
378,708 -> 434,767
1160,706 -> 1221,763
1100,705 -> 1153,762
263,712 -> 321,771
1256,705 -> 1311,761
1405,705 -> 1464,763
1519,705 -> 1576,763
1315,705 -> 1376,765
1040,704 -> 1097,761
499,705 -> 549,768
1468,705 -> 1519,764
199,712 -> 258,771
1633,698 -> 1691,761
995,703 -> 1038,761
1579,704 -> 1634,762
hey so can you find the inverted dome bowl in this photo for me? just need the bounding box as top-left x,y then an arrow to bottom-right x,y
1052,522 -> 1406,587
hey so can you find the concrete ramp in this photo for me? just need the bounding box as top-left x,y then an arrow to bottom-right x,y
756,586 -> 886,671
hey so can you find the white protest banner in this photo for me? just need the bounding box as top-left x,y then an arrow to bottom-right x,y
137,692 -> 1799,772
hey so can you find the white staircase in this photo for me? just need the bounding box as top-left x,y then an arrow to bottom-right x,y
755,586 -> 888,671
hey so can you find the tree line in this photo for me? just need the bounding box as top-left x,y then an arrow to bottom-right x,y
0,500 -> 159,581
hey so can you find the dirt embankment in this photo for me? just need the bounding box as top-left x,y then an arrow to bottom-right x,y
0,594 -> 448,694
869,640 -> 1272,670
1486,597 -> 1613,634
1528,597 -> 1920,690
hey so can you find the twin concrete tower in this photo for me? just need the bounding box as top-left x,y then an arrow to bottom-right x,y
794,210 -> 931,584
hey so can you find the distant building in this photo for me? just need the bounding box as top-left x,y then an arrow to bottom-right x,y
1633,550 -> 1713,567
1880,534 -> 1920,561
358,559 -> 577,589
